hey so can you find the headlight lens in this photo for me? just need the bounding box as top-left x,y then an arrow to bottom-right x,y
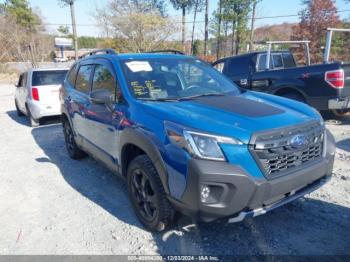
183,130 -> 242,161
165,121 -> 243,161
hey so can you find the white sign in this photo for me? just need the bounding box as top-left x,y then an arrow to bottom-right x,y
55,37 -> 73,47
126,61 -> 153,72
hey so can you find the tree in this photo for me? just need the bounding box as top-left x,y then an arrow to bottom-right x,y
190,0 -> 205,55
192,39 -> 201,55
293,0 -> 340,63
94,0 -> 177,52
170,0 -> 194,51
204,0 -> 209,55
57,25 -> 70,35
0,0 -> 39,31
0,0 -> 52,63
131,0 -> 167,16
211,0 -> 251,58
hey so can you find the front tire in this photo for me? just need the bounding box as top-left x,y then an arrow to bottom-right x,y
63,119 -> 86,159
127,154 -> 174,232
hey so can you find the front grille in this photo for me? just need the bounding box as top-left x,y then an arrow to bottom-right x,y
250,121 -> 324,179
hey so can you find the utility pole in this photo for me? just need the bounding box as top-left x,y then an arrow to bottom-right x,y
249,0 -> 257,51
204,0 -> 209,56
216,0 -> 222,59
69,0 -> 78,60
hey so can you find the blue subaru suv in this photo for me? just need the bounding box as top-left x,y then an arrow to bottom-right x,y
60,49 -> 335,231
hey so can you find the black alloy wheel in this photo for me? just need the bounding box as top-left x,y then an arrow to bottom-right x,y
130,168 -> 158,222
127,155 -> 174,231
63,120 -> 85,159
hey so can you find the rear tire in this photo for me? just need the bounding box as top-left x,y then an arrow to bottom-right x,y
15,100 -> 24,116
63,119 -> 86,159
127,154 -> 174,232
26,105 -> 39,127
331,109 -> 350,118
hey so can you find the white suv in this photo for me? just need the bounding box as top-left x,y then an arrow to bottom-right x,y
14,68 -> 68,127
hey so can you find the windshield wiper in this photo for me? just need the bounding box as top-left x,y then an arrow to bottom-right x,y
178,92 -> 227,101
138,97 -> 180,102
138,93 -> 227,102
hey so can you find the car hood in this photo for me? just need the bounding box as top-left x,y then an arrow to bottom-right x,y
138,91 -> 321,144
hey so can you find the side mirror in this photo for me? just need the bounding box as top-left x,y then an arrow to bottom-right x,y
90,89 -> 113,104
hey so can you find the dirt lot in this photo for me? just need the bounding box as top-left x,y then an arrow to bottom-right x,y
0,83 -> 349,255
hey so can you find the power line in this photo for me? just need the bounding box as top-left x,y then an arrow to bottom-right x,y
38,9 -> 350,27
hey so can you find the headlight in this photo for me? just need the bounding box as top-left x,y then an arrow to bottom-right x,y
166,121 -> 243,161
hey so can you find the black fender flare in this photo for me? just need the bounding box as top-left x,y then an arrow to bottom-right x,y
119,128 -> 170,195
273,86 -> 308,101
61,107 -> 78,137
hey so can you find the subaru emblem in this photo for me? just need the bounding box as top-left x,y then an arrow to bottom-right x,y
290,134 -> 308,148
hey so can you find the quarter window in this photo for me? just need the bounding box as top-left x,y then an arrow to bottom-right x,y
92,64 -> 117,101
75,65 -> 93,93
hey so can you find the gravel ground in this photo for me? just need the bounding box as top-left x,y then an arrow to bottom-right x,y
0,84 -> 349,255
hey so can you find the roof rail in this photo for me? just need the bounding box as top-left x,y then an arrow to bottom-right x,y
81,48 -> 117,58
146,49 -> 186,55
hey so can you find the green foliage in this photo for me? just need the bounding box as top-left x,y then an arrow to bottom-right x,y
131,0 -> 167,16
210,0 -> 252,56
169,0 -> 195,10
192,39 -> 202,55
78,36 -> 103,49
0,0 -> 40,31
57,25 -> 70,35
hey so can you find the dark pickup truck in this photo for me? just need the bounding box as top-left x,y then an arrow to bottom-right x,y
213,38 -> 350,116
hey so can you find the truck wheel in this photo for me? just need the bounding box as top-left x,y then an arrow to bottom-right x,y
63,120 -> 86,159
282,92 -> 306,103
331,109 -> 350,118
26,105 -> 39,127
127,154 -> 174,232
15,100 -> 24,116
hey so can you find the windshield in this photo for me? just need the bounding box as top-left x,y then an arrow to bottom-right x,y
32,70 -> 68,86
120,58 -> 240,100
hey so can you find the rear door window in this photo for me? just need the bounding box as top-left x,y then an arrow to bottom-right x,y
32,70 -> 68,86
67,64 -> 78,86
75,65 -> 94,93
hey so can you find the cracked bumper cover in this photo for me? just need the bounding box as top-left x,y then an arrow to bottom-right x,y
169,131 -> 335,223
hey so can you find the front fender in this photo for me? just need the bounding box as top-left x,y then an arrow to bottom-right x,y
119,127 -> 170,195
